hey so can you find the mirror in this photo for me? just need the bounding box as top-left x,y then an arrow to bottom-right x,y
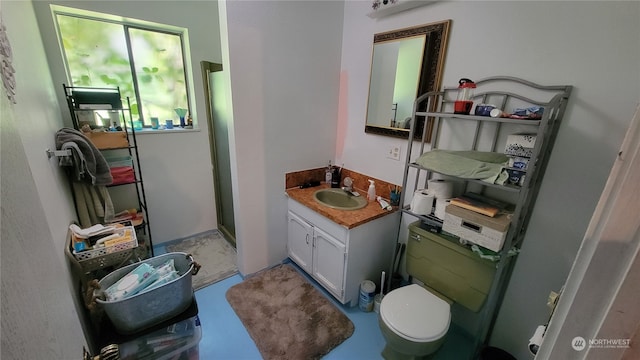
365,20 -> 451,141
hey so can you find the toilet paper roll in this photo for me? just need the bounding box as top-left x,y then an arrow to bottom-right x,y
410,189 -> 435,215
427,179 -> 453,199
529,325 -> 546,355
434,198 -> 451,220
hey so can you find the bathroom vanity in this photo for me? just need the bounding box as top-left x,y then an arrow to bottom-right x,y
286,185 -> 399,306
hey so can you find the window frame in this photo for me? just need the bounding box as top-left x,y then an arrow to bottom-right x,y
51,5 -> 193,130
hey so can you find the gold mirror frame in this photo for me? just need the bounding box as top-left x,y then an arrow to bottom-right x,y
364,20 -> 451,141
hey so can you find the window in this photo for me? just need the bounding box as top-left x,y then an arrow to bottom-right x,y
54,8 -> 190,128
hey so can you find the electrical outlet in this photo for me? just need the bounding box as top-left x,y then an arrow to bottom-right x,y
387,146 -> 401,161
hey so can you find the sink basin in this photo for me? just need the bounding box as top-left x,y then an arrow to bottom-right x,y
313,188 -> 368,210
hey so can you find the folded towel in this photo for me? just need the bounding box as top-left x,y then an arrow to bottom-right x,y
416,150 -> 509,185
69,223 -> 117,239
55,127 -> 113,186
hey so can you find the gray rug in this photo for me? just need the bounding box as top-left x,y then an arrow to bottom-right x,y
226,264 -> 354,360
166,231 -> 238,290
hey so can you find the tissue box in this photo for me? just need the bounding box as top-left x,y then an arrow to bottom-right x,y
504,133 -> 537,157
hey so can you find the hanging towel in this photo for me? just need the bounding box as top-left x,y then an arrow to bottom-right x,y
55,127 -> 113,186
57,127 -> 115,227
72,182 -> 115,228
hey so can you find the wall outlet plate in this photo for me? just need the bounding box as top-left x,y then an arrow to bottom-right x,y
387,146 -> 401,161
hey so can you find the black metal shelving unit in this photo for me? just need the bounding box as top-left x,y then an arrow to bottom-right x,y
62,84 -> 153,259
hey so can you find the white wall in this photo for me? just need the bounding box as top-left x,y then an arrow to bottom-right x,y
538,105 -> 640,360
340,1 -> 640,359
3,0 -> 76,267
7,0 -> 639,356
32,0 -> 221,244
1,0 -> 85,357
222,0 -> 344,275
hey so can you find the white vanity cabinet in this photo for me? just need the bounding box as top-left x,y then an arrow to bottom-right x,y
287,198 -> 399,306
288,211 -> 346,298
287,211 -> 315,273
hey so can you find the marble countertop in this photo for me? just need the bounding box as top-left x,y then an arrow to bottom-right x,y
285,184 -> 398,229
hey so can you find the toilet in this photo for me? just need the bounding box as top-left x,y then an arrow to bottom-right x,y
378,222 -> 497,359
379,284 -> 450,360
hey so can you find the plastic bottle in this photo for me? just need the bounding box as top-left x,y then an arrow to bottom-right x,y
325,161 -> 332,184
367,180 -> 376,201
377,196 -> 392,211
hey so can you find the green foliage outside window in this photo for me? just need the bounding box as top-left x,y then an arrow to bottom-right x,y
57,14 -> 189,126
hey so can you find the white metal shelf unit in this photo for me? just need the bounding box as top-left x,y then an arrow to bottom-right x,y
398,76 -> 572,356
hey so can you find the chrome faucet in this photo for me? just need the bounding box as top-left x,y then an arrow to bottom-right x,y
342,177 -> 353,192
342,177 -> 360,196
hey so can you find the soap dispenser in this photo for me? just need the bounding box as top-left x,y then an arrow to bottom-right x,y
367,180 -> 376,201
325,161 -> 332,184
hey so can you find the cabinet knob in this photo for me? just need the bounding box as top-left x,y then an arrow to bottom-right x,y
306,233 -> 310,245
410,234 -> 421,242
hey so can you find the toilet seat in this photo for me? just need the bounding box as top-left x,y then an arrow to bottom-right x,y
380,284 -> 451,342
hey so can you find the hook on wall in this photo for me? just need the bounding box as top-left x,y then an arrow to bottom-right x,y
46,148 -> 71,159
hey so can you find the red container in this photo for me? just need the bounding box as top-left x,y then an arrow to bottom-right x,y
454,78 -> 476,115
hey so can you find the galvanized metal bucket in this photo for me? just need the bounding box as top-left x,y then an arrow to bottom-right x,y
95,252 -> 199,334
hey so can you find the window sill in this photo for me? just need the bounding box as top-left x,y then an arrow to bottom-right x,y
129,127 -> 201,134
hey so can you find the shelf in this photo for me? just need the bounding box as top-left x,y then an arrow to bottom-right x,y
416,111 -> 542,126
107,179 -> 142,188
97,145 -> 135,151
400,207 -> 443,224
408,162 -> 523,193
398,76 -> 573,356
504,166 -> 527,173
366,0 -> 437,19
72,107 -> 129,112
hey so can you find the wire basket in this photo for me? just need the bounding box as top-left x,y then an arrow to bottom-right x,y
72,227 -> 138,272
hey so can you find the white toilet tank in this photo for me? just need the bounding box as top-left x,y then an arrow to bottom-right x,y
406,221 -> 496,312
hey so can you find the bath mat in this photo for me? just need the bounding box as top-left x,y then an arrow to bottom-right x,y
166,231 -> 237,290
226,264 -> 354,360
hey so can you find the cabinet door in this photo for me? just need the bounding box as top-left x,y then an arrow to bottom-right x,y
312,227 -> 346,300
287,211 -> 313,273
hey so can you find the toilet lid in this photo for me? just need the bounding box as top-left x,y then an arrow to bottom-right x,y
380,284 -> 451,342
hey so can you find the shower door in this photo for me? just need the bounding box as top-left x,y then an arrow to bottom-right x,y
202,61 -> 236,245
